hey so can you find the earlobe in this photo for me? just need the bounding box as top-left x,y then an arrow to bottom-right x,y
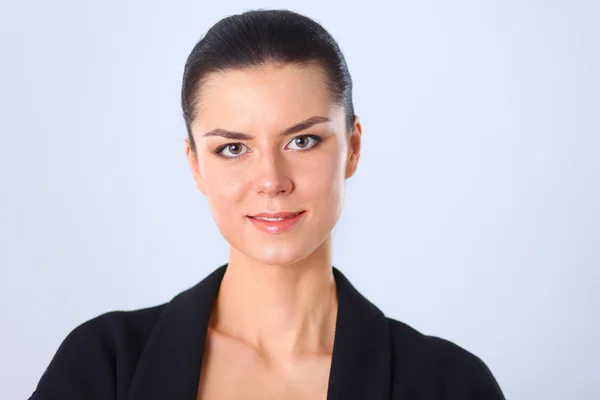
345,116 -> 362,179
185,139 -> 207,195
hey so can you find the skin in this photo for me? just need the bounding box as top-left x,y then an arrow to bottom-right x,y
184,62 -> 362,399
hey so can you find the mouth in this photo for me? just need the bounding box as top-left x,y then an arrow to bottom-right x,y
246,211 -> 306,234
248,211 -> 305,221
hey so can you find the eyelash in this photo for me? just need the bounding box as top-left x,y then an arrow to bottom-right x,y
214,134 -> 323,160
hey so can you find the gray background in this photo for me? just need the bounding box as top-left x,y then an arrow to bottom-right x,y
1,1 -> 598,399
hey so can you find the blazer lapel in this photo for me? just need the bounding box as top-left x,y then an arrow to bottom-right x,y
327,268 -> 393,400
128,265 -> 227,400
127,265 -> 393,400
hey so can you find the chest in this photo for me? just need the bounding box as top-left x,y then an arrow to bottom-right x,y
196,340 -> 332,400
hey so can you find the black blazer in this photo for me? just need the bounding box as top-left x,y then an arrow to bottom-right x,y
30,265 -> 505,399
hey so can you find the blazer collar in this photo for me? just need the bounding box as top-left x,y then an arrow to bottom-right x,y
128,265 -> 392,400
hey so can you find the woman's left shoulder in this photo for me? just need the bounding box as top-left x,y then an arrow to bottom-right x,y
386,318 -> 505,399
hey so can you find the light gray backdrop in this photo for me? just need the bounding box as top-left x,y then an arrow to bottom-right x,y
1,1 -> 598,399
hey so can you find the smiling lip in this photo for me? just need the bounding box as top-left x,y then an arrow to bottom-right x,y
247,211 -> 306,234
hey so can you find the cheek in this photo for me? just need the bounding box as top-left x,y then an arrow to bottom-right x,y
301,151 -> 346,210
202,161 -> 250,220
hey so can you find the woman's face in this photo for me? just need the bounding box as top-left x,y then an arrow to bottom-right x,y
185,63 -> 361,266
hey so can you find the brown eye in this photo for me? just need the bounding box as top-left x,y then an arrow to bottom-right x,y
228,144 -> 243,154
218,143 -> 248,158
286,135 -> 321,150
294,137 -> 309,148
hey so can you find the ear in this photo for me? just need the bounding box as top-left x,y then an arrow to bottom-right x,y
185,138 -> 207,195
345,115 -> 362,179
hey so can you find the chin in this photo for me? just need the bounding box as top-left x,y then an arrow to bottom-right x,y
227,236 -> 322,267
251,245 -> 312,267
223,220 -> 334,267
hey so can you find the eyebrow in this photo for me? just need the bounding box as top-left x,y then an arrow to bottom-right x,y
202,116 -> 331,140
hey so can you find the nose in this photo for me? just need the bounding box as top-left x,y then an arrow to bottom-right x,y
252,152 -> 293,196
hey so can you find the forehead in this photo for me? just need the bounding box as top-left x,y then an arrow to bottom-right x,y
192,63 -> 342,134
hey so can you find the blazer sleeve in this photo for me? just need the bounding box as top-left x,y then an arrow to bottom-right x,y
29,312 -> 120,400
463,353 -> 505,399
430,337 -> 505,399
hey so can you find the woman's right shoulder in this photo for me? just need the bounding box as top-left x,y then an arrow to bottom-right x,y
30,303 -> 167,400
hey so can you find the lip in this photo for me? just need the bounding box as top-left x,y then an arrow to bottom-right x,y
247,211 -> 306,234
250,211 -> 303,218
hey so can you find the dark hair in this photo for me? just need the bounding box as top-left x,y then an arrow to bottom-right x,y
181,9 -> 355,154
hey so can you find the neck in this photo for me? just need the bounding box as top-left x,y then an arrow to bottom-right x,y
209,236 -> 338,363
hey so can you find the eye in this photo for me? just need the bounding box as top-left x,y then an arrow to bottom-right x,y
286,135 -> 321,151
217,143 -> 248,158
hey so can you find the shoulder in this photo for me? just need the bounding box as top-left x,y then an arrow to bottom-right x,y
386,318 -> 505,399
57,304 -> 165,354
31,304 -> 166,400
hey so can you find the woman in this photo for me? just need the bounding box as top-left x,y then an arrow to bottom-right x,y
30,9 -> 505,400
